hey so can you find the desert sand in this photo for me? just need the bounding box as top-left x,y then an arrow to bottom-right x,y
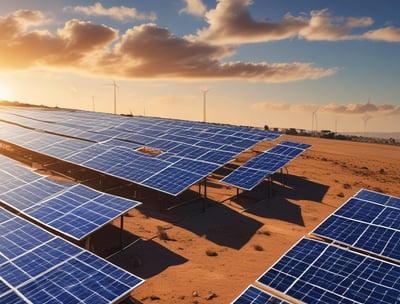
84,135 -> 400,304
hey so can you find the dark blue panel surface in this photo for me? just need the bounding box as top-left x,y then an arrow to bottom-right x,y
0,208 -> 144,304
231,285 -> 290,304
257,238 -> 400,304
221,140 -> 310,190
312,190 -> 400,262
0,156 -> 141,240
221,167 -> 271,191
142,167 -> 203,196
1,109 -> 284,196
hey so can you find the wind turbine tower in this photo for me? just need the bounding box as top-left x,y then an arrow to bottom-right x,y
104,80 -> 119,114
201,88 -> 210,123
311,107 -> 319,134
362,114 -> 372,136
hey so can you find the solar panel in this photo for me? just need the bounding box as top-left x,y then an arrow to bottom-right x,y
1,108 -> 282,196
278,140 -> 312,150
142,167 -> 204,196
221,141 -> 311,191
0,207 -> 144,303
221,167 -> 273,191
231,285 -> 290,304
354,188 -> 400,209
172,158 -> 220,176
0,155 -> 142,240
312,190 -> 400,262
257,237 -> 400,304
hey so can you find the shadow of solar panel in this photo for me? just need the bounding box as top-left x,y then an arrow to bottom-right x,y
312,194 -> 400,262
257,238 -> 400,304
0,208 -> 144,304
231,285 -> 290,304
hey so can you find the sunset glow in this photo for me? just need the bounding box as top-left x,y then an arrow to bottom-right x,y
0,1 -> 399,132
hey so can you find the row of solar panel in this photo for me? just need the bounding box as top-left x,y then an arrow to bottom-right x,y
232,189 -> 400,303
257,237 -> 400,304
1,120 -> 294,196
0,207 -> 144,303
312,188 -> 400,263
221,140 -> 312,190
0,154 -> 141,241
0,108 -> 280,151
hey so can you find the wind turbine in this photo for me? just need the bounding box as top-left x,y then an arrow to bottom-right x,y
311,107 -> 319,134
362,114 -> 372,136
103,80 -> 119,114
201,88 -> 210,123
362,96 -> 372,136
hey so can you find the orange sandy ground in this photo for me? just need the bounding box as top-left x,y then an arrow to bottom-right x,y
89,135 -> 400,304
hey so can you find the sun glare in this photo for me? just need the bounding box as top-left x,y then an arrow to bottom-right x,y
0,84 -> 12,101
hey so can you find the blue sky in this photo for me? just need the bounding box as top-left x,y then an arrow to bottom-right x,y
0,0 -> 399,132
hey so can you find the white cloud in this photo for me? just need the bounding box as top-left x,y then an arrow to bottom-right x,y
191,0 -> 400,44
253,102 -> 400,115
180,0 -> 207,17
0,10 -> 337,82
65,2 -> 156,22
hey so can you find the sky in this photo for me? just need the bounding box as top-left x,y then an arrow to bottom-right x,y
0,0 -> 399,133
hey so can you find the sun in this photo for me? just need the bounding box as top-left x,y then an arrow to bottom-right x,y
0,84 -> 12,101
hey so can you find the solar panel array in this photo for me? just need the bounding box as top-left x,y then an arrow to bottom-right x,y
312,189 -> 400,263
232,189 -> 400,303
0,154 -> 141,240
0,207 -> 144,303
232,285 -> 290,304
221,140 -> 312,190
1,108 -> 282,196
257,237 -> 400,304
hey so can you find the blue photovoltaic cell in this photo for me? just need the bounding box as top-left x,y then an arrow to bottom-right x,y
1,108 -> 283,196
197,149 -> 237,165
221,167 -> 273,191
279,140 -> 312,150
4,183 -> 141,241
142,167 -> 203,196
172,158 -> 220,176
354,188 -> 400,209
257,238 -> 400,304
245,153 -> 291,172
231,285 -> 290,304
221,141 -> 310,190
268,145 -> 304,158
0,207 -> 144,304
312,190 -> 400,262
0,155 -> 141,240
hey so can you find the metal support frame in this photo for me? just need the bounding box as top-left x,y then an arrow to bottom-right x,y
85,236 -> 91,251
120,215 -> 124,250
202,177 -> 208,212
